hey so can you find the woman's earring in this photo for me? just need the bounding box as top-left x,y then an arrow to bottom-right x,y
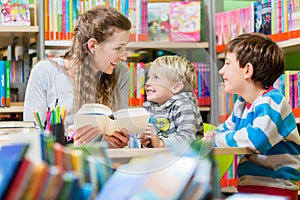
91,50 -> 95,55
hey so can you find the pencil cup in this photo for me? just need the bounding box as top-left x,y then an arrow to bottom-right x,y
51,123 -> 65,145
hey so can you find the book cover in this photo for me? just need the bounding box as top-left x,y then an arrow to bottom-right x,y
74,103 -> 150,135
169,1 -> 201,42
261,0 -> 272,35
253,1 -> 263,33
147,2 -> 170,41
0,143 -> 29,198
0,0 -> 31,26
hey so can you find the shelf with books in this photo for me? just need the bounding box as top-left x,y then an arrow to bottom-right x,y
0,26 -> 39,34
217,36 -> 300,59
0,0 -> 42,116
0,102 -> 24,114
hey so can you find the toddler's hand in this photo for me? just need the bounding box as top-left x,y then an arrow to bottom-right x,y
139,124 -> 164,148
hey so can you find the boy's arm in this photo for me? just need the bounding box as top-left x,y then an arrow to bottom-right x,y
214,99 -> 298,152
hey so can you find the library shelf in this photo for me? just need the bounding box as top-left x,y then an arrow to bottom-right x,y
0,26 -> 39,34
127,41 -> 209,50
221,187 -> 237,194
218,37 -> 300,59
45,40 -> 209,50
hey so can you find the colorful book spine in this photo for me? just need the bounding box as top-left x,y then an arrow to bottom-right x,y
5,60 -> 10,107
45,0 -> 50,40
57,0 -> 63,40
0,61 -> 5,107
62,0 -> 66,40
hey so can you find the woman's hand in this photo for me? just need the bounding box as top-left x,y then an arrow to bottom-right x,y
139,124 -> 164,148
68,125 -> 101,146
103,128 -> 130,148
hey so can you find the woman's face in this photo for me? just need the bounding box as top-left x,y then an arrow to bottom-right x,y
93,29 -> 129,75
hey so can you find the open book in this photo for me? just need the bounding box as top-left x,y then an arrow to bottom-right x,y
74,103 -> 150,135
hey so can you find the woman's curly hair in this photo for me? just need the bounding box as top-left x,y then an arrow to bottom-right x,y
64,5 -> 131,113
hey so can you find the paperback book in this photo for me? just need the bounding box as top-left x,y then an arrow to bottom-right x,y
74,103 -> 150,135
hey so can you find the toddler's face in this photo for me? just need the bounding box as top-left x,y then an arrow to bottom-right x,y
145,66 -> 176,105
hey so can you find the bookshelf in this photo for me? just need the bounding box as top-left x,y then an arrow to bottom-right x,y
0,0 -> 43,118
41,0 -> 216,120
218,37 -> 300,59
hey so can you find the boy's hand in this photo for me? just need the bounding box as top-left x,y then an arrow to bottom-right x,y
201,131 -> 216,142
139,124 -> 164,148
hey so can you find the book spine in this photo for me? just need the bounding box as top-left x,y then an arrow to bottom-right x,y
45,0 -> 50,40
62,0 -> 67,40
5,60 -> 10,107
57,0 -> 63,40
0,61 -> 5,107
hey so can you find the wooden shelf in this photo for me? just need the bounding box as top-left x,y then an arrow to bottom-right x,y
45,40 -> 209,50
0,102 -> 24,114
127,41 -> 209,50
200,106 -> 210,112
221,187 -> 237,194
218,37 -> 300,59
0,26 -> 38,33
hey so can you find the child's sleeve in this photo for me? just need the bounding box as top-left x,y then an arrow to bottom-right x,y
214,96 -> 298,153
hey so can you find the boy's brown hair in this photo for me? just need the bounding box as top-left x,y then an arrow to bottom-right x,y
225,32 -> 285,88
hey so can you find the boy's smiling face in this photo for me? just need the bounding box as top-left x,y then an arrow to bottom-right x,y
145,66 -> 177,106
219,52 -> 248,95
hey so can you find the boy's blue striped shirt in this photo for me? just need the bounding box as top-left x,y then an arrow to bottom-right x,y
215,88 -> 300,190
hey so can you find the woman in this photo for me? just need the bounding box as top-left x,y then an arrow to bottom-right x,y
24,5 -> 131,148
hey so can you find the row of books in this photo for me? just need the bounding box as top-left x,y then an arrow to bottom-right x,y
0,59 -> 27,107
274,70 -> 300,115
127,61 -> 211,107
218,70 -> 300,122
43,0 -> 148,41
0,0 -> 31,26
43,0 -> 202,42
216,0 -> 300,50
0,132 -> 215,199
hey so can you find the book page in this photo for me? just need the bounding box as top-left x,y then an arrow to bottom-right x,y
76,103 -> 113,116
113,108 -> 150,134
74,115 -> 108,133
105,118 -> 121,135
